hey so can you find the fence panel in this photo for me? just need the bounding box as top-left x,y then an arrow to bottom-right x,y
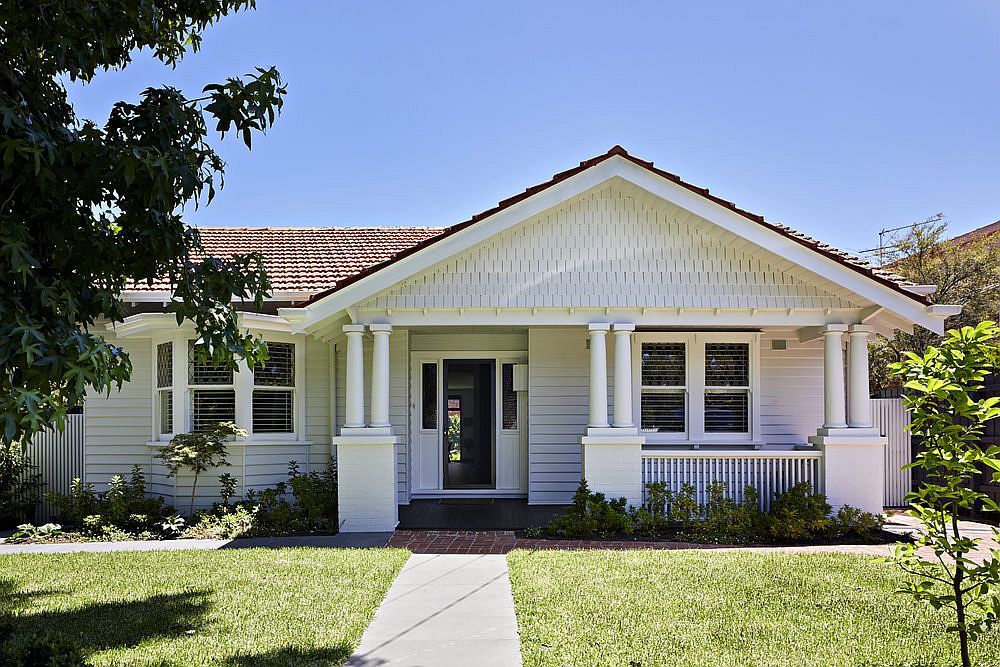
872,397 -> 911,506
22,413 -> 85,523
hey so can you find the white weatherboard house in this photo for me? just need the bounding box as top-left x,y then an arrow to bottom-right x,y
91,147 -> 959,532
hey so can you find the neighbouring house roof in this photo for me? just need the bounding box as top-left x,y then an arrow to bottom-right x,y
126,146 -> 926,306
951,219 -> 1000,245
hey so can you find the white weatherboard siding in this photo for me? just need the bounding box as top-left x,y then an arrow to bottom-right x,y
759,331 -> 826,447
359,183 -> 866,313
84,335 -> 154,489
527,327 -> 590,504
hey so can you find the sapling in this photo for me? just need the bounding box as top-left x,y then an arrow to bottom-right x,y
156,422 -> 244,517
888,321 -> 1000,667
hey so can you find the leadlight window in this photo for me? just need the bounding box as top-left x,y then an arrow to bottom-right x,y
704,343 -> 750,433
156,342 -> 173,434
421,363 -> 437,430
640,343 -> 686,433
502,363 -> 517,429
252,342 -> 295,433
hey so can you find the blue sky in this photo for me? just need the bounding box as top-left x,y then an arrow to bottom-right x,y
68,1 -> 999,255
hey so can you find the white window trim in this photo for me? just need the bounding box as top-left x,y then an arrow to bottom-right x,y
632,332 -> 761,447
151,330 -> 306,443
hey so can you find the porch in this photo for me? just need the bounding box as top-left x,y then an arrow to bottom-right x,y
331,320 -> 886,532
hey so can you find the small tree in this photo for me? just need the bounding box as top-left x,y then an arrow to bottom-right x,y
888,321 -> 1000,667
156,422 -> 244,517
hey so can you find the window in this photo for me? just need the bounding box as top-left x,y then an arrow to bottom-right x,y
636,334 -> 758,442
189,341 -> 235,432
253,342 -> 295,433
421,363 -> 437,429
156,342 -> 173,434
640,343 -> 686,433
502,363 -> 517,429
704,343 -> 750,433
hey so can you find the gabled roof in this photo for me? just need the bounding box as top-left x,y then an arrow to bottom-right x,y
300,145 -> 925,306
952,219 -> 1000,245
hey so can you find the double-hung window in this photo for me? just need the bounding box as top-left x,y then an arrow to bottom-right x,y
704,343 -> 750,434
188,342 -> 236,432
636,333 -> 758,443
640,342 -> 687,434
252,342 -> 295,434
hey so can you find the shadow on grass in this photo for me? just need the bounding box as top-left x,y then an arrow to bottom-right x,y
0,576 -> 211,654
220,644 -> 361,666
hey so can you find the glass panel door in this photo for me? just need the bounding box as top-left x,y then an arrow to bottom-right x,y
442,359 -> 496,489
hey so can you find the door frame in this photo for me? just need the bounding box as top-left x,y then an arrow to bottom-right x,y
409,349 -> 527,498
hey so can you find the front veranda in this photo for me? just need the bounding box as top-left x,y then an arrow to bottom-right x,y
332,320 -> 886,533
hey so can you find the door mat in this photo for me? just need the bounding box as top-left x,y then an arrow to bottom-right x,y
438,498 -> 495,505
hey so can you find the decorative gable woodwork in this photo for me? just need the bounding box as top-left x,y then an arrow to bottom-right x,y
359,183 -> 867,312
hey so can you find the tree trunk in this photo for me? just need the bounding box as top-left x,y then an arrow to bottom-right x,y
190,471 -> 199,518
951,509 -> 972,667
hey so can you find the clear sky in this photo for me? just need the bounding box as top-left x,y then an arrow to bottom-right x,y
68,1 -> 1000,256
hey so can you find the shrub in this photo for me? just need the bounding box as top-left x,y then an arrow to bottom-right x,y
547,479 -> 882,544
46,467 -> 169,536
762,482 -> 833,542
0,441 -> 43,529
186,505 -> 258,540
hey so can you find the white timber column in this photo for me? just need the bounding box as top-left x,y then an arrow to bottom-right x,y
821,324 -> 848,429
847,325 -> 874,429
333,322 -> 399,533
580,322 -> 644,508
612,323 -> 635,429
588,323 -> 611,428
343,324 -> 366,429
369,324 -> 392,429
809,322 -> 886,514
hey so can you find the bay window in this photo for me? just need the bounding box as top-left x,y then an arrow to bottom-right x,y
151,333 -> 304,440
635,333 -> 760,444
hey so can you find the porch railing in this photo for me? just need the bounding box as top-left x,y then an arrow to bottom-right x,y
640,449 -> 823,511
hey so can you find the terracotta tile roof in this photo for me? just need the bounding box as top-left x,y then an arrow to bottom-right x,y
303,145 -> 927,306
130,227 -> 445,294
952,220 -> 1000,245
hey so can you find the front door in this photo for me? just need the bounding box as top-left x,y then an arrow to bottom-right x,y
442,359 -> 495,489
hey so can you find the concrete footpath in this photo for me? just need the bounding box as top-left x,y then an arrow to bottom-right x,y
346,554 -> 522,667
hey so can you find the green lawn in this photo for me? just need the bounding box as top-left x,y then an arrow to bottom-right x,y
0,548 -> 410,666
507,549 -> 1000,667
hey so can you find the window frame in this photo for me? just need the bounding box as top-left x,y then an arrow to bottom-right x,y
632,332 -> 761,446
151,331 -> 306,442
636,335 -> 690,439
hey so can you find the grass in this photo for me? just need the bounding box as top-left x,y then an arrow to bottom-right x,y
0,548 -> 410,666
507,549 -> 1000,667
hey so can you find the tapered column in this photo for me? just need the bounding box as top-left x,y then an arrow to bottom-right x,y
369,325 -> 392,428
612,324 -> 635,428
343,324 -> 366,428
588,323 -> 611,428
822,324 -> 848,429
848,325 -> 874,429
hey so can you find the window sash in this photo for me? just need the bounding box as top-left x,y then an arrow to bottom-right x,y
158,389 -> 172,435
252,389 -> 294,433
191,389 -> 236,432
